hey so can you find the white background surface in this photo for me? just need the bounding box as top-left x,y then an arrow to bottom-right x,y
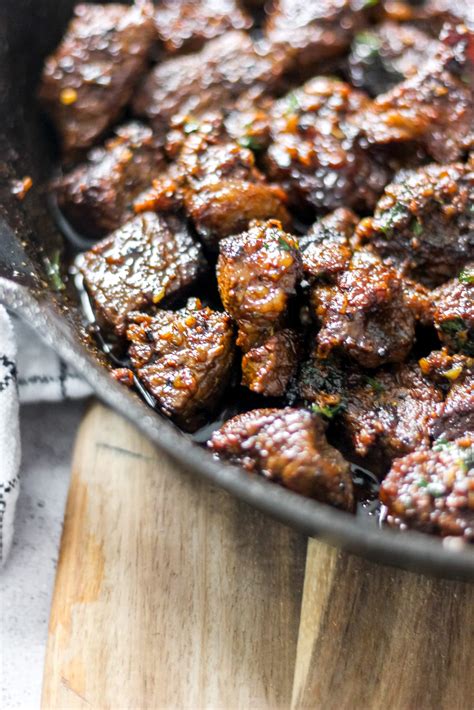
1,400 -> 86,709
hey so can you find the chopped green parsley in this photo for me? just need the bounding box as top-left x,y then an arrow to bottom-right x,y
237,135 -> 262,151
440,318 -> 466,336
459,268 -> 474,285
363,375 -> 384,394
285,92 -> 300,115
311,402 -> 344,419
43,250 -> 65,292
378,202 -> 407,234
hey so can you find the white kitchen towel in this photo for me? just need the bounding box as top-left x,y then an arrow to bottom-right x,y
0,305 -> 91,565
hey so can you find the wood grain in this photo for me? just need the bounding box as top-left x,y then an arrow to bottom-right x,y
42,401 -> 474,709
292,538 -> 474,710
42,401 -> 307,709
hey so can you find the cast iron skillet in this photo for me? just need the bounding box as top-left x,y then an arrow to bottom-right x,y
1,0 -> 473,580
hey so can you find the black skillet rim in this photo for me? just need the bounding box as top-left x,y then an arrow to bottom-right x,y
1,276 -> 473,582
0,0 -> 472,582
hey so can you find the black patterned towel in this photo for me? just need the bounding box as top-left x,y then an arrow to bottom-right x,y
0,305 -> 91,566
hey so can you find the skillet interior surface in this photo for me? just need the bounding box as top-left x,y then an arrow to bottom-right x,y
0,0 -> 473,580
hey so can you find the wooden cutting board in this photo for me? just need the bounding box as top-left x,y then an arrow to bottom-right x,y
42,402 -> 474,709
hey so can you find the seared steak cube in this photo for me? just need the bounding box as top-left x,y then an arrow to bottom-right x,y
217,220 -> 302,351
314,250 -> 420,368
353,27 -> 474,162
380,435 -> 474,540
433,269 -> 474,355
155,0 -> 252,54
133,31 -> 288,132
342,362 -> 442,466
127,299 -> 235,430
54,122 -> 166,239
266,78 -> 390,212
134,115 -> 291,248
433,369 -> 474,441
379,0 -> 474,34
179,123 -> 290,247
295,354 -> 357,416
419,349 -> 472,386
265,0 -> 368,74
78,212 -> 205,335
224,95 -> 274,154
38,3 -> 156,153
419,349 -> 474,440
209,407 -> 354,509
297,357 -> 443,472
241,329 -> 300,397
348,22 -> 440,97
300,208 -> 358,279
355,163 -> 474,287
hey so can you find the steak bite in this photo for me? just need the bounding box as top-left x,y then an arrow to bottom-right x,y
78,212 -> 205,335
314,250 -> 421,368
380,0 -> 474,32
300,208 -> 359,279
348,22 -> 440,96
154,0 -> 252,55
209,407 -> 354,509
432,269 -> 474,355
419,349 -> 474,440
297,357 -> 443,471
38,2 -> 156,154
352,26 -> 474,162
241,329 -> 300,397
217,220 -> 302,352
433,369 -> 474,441
127,299 -> 235,430
178,123 -> 290,248
266,77 -> 390,212
342,363 -> 442,465
134,115 -> 290,248
265,0 -> 368,75
133,31 -> 288,133
355,163 -> 474,287
54,122 -> 166,239
380,435 -> 474,540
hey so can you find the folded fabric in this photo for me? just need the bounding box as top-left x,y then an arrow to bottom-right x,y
0,305 -> 91,566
